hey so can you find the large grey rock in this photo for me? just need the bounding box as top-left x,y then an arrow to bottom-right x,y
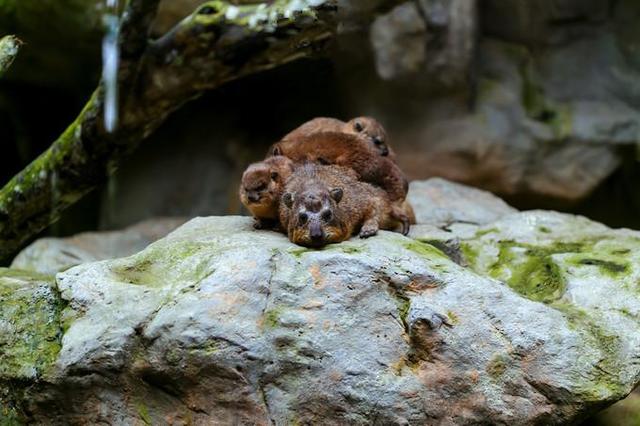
3,198 -> 640,423
408,178 -> 517,227
11,218 -> 186,275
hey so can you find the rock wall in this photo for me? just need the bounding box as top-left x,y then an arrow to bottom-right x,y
0,1 -> 639,226
98,0 -> 640,229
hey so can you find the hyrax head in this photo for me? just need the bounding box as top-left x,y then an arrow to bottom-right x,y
347,116 -> 390,156
240,157 -> 293,219
282,184 -> 344,248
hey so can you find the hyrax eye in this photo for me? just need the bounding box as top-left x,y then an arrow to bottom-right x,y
373,137 -> 384,145
298,212 -> 308,223
354,122 -> 364,132
321,210 -> 333,221
270,171 -> 278,181
256,183 -> 267,191
283,193 -> 294,208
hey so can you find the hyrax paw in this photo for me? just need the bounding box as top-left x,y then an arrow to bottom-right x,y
359,226 -> 378,239
253,220 -> 265,230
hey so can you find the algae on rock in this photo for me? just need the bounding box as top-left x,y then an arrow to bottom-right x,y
0,35 -> 20,77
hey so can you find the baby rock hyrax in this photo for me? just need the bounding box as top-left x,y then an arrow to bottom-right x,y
239,156 -> 295,229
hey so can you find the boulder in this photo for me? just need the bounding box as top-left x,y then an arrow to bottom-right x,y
407,178 -> 516,227
11,218 -> 186,275
2,179 -> 640,424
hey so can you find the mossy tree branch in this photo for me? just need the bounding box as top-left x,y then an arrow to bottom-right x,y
0,35 -> 20,77
0,0 -> 336,262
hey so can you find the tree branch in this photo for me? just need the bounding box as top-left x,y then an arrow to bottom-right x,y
0,35 -> 21,77
0,0 -> 336,262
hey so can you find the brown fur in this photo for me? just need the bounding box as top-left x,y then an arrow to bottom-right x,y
346,117 -> 396,159
239,156 -> 295,229
270,131 -> 408,202
278,116 -> 395,158
279,164 -> 411,248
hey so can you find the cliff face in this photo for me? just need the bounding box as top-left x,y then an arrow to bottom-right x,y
359,0 -> 640,204
3,179 -> 640,424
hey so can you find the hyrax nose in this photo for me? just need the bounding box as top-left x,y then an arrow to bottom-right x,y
309,223 -> 324,241
248,192 -> 260,203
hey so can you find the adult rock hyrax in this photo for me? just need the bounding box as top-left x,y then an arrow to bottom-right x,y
279,164 -> 412,248
270,131 -> 408,202
280,116 -> 394,158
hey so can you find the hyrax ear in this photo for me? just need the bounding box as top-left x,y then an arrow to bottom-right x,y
272,145 -> 283,156
283,192 -> 294,208
330,188 -> 343,203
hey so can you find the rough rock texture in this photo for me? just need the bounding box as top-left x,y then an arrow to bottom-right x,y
407,178 -> 516,227
368,0 -> 640,204
2,179 -> 640,424
11,218 -> 186,275
370,0 -> 477,89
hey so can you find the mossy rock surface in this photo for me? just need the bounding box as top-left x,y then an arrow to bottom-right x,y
0,268 -> 61,381
1,201 -> 639,423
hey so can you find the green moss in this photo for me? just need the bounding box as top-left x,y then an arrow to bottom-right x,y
538,226 -> 552,234
548,104 -> 573,139
190,0 -> 322,31
486,353 -> 509,379
263,307 -> 283,329
488,241 -> 568,303
460,242 -> 479,265
446,310 -> 460,325
551,303 -> 624,400
396,295 -> 410,329
110,241 -> 215,286
520,57 -> 572,139
165,347 -> 183,366
0,401 -> 23,425
612,249 -> 631,255
0,35 -> 20,77
0,268 -> 63,381
569,257 -> 630,276
136,402 -> 152,426
403,241 -> 448,261
475,228 -> 498,238
200,341 -> 220,356
288,247 -> 310,258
